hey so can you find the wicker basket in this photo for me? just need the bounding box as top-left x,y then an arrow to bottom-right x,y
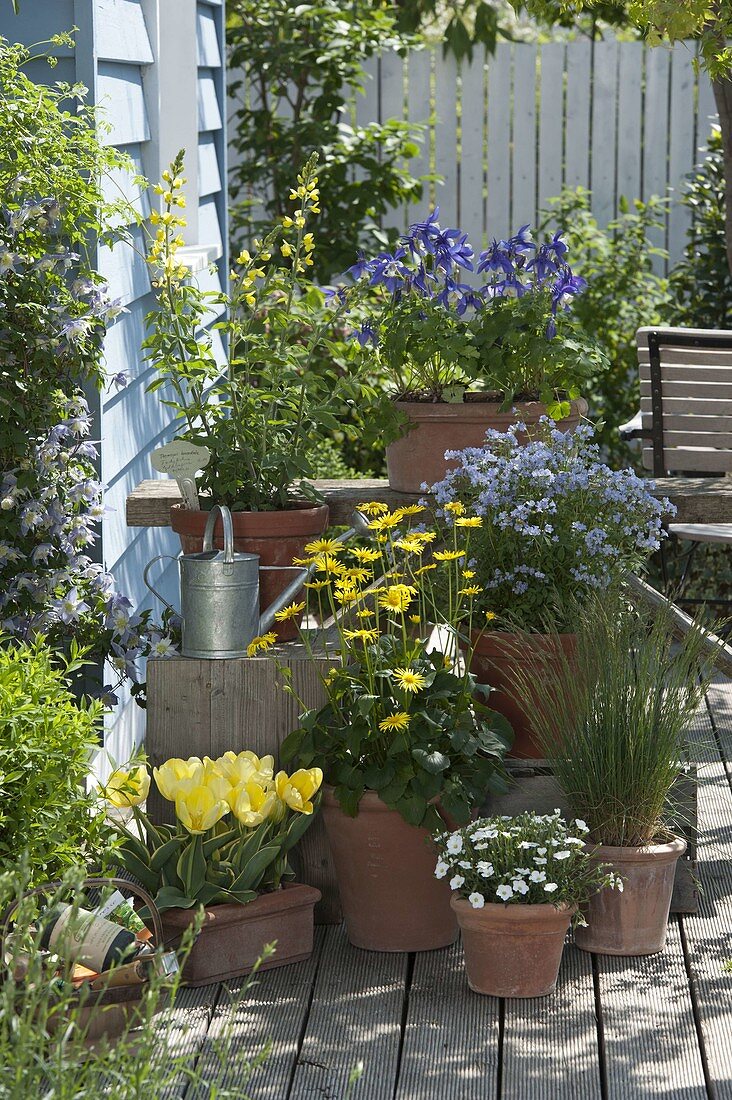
1,876 -> 169,1042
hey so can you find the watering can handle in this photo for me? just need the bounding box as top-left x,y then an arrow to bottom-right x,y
202,504 -> 234,563
143,555 -> 179,614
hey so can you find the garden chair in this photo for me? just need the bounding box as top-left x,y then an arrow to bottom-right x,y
619,326 -> 732,608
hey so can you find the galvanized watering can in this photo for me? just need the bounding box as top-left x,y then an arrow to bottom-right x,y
144,504 -> 367,659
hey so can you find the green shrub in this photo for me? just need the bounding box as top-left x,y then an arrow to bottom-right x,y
0,638 -> 106,880
540,188 -> 671,464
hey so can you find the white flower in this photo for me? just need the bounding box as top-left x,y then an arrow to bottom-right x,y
446,834 -> 463,855
477,861 -> 494,878
574,819 -> 589,832
567,837 -> 585,846
512,879 -> 529,895
553,850 -> 571,860
434,860 -> 449,879
458,860 -> 471,869
519,841 -> 537,849
533,857 -> 547,865
468,892 -> 485,909
529,870 -> 547,883
544,882 -> 559,893
496,884 -> 514,901
449,875 -> 465,890
515,867 -> 531,875
537,847 -> 547,856
615,876 -> 624,893
473,841 -> 490,851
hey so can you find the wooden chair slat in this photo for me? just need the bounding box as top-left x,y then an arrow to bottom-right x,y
640,396 -> 732,416
640,380 -> 732,399
638,348 -> 732,368
640,362 -> 732,381
641,447 -> 732,473
642,413 -> 732,433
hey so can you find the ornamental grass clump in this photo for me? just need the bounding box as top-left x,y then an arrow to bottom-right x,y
430,420 -> 670,632
435,810 -> 620,919
280,503 -> 513,828
516,595 -> 712,848
102,752 -> 322,912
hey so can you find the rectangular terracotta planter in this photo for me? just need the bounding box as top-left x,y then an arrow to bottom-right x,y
158,883 -> 321,987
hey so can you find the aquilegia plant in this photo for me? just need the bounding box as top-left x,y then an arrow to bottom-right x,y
430,421 -> 671,632
345,211 -> 609,419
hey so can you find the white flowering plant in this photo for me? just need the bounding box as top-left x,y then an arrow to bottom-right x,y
434,810 -> 621,921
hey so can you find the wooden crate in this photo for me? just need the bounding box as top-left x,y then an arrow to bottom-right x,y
146,648 -> 343,923
484,761 -> 698,913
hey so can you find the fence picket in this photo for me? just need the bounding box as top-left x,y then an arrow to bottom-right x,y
565,39 -> 591,189
668,48 -> 696,262
617,41 -> 643,205
590,38 -> 618,227
486,46 -> 512,239
407,48 -> 432,217
697,70 -> 717,148
380,50 -> 406,235
538,42 -> 565,227
434,50 -> 459,225
642,47 -> 671,266
512,44 -> 538,233
459,49 -> 486,258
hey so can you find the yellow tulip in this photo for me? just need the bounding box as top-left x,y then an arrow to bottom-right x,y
231,779 -> 280,827
200,757 -> 233,803
215,750 -> 274,787
175,785 -> 229,834
103,765 -> 150,808
153,757 -> 204,802
275,768 -> 323,815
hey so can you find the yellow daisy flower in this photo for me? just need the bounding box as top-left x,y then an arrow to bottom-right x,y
368,512 -> 402,531
414,563 -> 437,575
274,600 -> 306,622
304,537 -> 344,556
394,504 -> 426,517
409,614 -> 421,624
443,654 -> 454,669
357,608 -> 375,618
395,538 -> 425,555
312,554 -> 346,575
378,585 -> 415,613
393,668 -> 427,693
246,631 -> 278,657
455,516 -> 483,528
343,628 -> 380,643
433,550 -> 466,562
304,578 -> 330,590
335,587 -> 359,605
458,585 -> 483,596
462,569 -> 476,579
350,547 -> 381,564
485,611 -> 497,623
444,501 -> 466,515
343,567 -> 372,583
378,712 -> 411,732
357,501 -> 389,516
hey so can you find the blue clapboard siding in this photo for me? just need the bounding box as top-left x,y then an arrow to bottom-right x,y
2,1 -> 228,758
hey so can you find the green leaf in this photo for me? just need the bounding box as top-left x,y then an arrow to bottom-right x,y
412,748 -> 450,774
149,836 -> 184,871
176,834 -> 207,897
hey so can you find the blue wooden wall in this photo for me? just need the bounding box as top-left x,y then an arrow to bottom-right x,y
2,0 -> 227,761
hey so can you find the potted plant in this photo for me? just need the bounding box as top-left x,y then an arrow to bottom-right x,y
345,213 -> 608,492
435,810 -> 619,996
100,751 -> 323,985
143,152 -> 371,638
279,502 -> 513,951
517,594 -> 711,956
430,420 -> 670,757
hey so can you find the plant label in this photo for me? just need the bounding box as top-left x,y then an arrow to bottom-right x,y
151,441 -> 211,511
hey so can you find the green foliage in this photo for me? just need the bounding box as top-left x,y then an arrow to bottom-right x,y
516,592 -> 712,846
540,188 -> 671,461
0,637 -> 106,881
144,153 -> 375,511
0,868 -> 272,1098
227,0 -> 425,281
670,126 -> 732,328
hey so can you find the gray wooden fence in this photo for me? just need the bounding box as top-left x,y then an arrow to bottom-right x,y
349,39 -> 717,267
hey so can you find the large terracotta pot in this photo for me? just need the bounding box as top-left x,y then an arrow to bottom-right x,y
451,897 -> 575,997
321,787 -> 458,952
575,838 -> 686,956
157,883 -> 321,987
469,630 -> 578,759
170,501 -> 329,641
386,397 -> 588,493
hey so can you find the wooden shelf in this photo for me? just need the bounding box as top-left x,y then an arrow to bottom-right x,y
126,475 -> 732,528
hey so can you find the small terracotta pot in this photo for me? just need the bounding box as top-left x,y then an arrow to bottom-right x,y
321,787 -> 458,952
575,838 -> 686,956
157,883 -> 321,986
170,501 -> 329,641
386,397 -> 588,493
469,630 -> 577,759
452,896 -> 575,997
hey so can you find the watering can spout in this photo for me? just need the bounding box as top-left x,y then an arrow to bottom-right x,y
257,508 -> 371,635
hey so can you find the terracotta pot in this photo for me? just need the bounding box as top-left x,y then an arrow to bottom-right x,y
321,787 -> 458,952
386,397 -> 588,493
170,501 -> 329,641
451,896 -> 575,997
575,838 -> 686,956
469,630 -> 577,759
157,883 -> 321,986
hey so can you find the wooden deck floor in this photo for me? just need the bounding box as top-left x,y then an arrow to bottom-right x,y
158,678 -> 732,1100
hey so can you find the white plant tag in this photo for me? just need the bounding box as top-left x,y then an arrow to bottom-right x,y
151,441 -> 211,511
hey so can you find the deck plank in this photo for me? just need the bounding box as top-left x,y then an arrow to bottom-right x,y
288,924 -> 408,1099
395,940 -> 500,1099
597,918 -> 708,1099
680,694 -> 732,1099
157,984 -> 222,1099
185,928 -> 325,1099
502,943 -> 601,1099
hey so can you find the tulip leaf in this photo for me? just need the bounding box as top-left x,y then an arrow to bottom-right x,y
202,828 -> 239,859
149,886 -> 198,913
177,834 -> 206,897
282,810 -> 316,852
150,836 -> 184,871
233,844 -> 281,891
114,848 -> 159,893
117,830 -> 154,867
